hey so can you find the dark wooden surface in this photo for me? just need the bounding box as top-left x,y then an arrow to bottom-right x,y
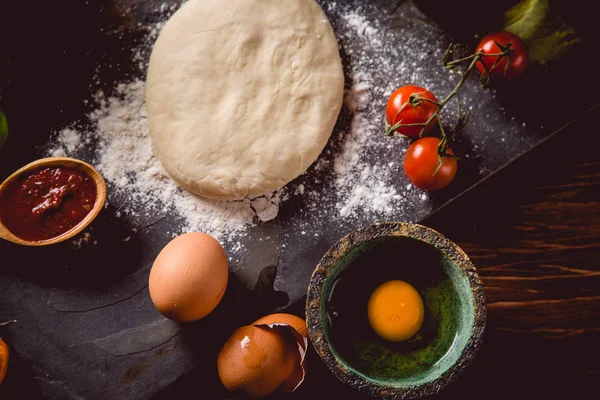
1,1 -> 599,398
421,107 -> 600,399
284,106 -> 600,400
157,107 -> 600,399
1,105 -> 598,398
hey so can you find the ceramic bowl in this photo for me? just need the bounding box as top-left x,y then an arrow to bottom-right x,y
0,157 -> 106,246
306,222 -> 486,399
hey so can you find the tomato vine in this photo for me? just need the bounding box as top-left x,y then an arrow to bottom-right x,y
385,33 -> 525,180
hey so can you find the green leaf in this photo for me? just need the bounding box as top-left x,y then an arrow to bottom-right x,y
504,0 -> 581,64
0,108 -> 7,152
504,0 -> 549,41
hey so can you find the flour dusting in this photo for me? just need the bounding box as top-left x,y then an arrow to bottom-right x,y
47,1 -> 531,251
49,77 -> 284,243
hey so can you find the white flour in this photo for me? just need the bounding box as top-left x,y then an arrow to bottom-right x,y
49,78 -> 282,242
325,6 -> 436,221
71,232 -> 96,249
49,1 -> 516,247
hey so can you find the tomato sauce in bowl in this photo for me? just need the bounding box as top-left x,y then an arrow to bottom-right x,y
0,166 -> 97,242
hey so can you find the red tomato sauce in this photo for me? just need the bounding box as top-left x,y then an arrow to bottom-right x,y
0,167 -> 97,242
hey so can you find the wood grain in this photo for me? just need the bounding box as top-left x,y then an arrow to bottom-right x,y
1,109 -> 597,399
422,108 -> 600,399
150,108 -> 600,400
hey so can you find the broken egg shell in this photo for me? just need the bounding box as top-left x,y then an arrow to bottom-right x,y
252,314 -> 309,392
253,313 -> 308,339
217,324 -> 298,398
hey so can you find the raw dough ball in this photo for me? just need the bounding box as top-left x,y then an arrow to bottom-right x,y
146,0 -> 344,200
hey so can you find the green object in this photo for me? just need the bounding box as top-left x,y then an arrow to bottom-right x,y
306,223 -> 486,399
504,0 -> 549,40
0,108 -> 7,152
322,238 -> 475,385
504,0 -> 581,64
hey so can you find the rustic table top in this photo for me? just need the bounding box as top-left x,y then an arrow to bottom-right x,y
419,108 -> 600,399
0,0 -> 598,398
2,106 -> 598,400
156,106 -> 599,399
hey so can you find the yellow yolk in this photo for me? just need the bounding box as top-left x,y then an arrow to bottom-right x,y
367,280 -> 425,342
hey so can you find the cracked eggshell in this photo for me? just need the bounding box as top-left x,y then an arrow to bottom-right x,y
149,232 -> 228,322
217,325 -> 298,398
253,314 -> 309,393
253,313 -> 308,339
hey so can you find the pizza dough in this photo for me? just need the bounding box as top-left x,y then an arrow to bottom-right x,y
146,0 -> 344,200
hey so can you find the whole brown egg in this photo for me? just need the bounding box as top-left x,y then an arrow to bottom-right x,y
149,232 -> 228,322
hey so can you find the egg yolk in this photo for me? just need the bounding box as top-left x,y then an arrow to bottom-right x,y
367,280 -> 425,342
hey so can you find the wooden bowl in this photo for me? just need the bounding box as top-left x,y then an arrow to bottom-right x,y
306,222 -> 486,399
0,157 -> 106,246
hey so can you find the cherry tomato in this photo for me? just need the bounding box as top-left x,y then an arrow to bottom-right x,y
475,31 -> 528,80
0,337 -> 8,385
404,137 -> 457,191
386,85 -> 439,138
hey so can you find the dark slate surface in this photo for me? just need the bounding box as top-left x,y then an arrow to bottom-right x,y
0,0 -> 597,398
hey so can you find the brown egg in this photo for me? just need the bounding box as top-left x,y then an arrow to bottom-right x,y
253,313 -> 308,393
253,313 -> 308,339
149,232 -> 228,322
217,325 -> 298,398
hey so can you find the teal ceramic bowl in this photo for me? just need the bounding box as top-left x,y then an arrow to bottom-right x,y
306,222 -> 486,399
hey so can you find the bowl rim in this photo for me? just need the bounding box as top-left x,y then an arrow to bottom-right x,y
0,157 -> 107,246
305,222 -> 486,399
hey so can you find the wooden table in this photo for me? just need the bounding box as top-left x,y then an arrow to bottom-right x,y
155,107 -> 600,399
2,108 -> 598,398
422,107 -> 600,399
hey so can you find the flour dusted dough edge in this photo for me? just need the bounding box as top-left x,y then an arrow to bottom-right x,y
146,0 -> 344,200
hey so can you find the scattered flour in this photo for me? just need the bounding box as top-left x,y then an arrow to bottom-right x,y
47,8 -> 296,247
49,78 -> 284,243
71,232 -> 96,249
341,11 -> 382,46
50,129 -> 86,157
47,3 -> 435,248
48,1 -> 528,250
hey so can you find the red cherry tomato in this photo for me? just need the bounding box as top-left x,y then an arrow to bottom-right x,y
404,137 -> 457,191
386,85 -> 439,138
0,337 -> 8,385
475,31 -> 528,80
